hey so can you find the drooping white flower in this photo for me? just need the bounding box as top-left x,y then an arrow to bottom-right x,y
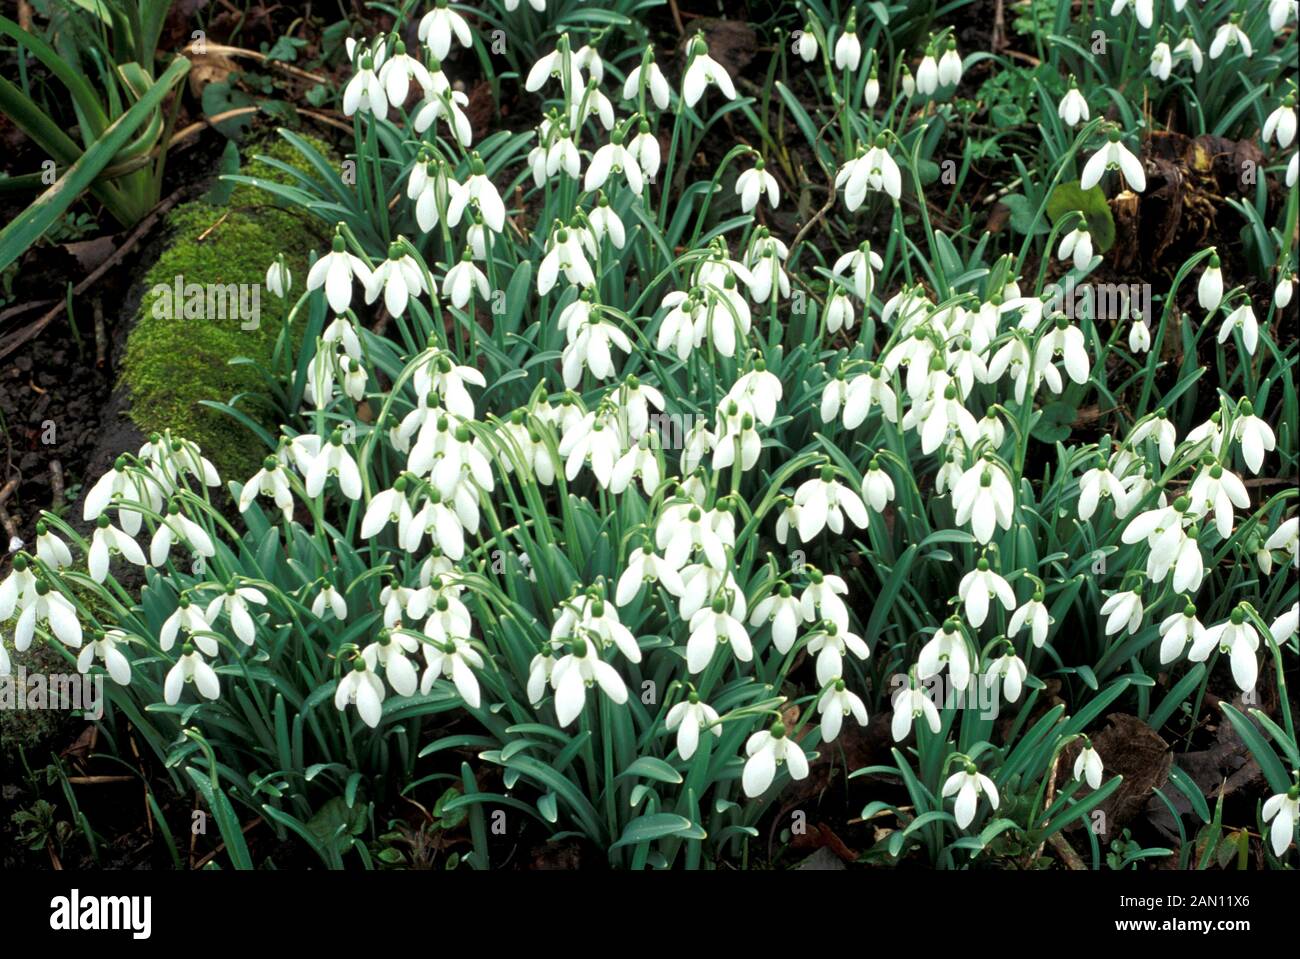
1159,602 -> 1206,664
943,763 -> 1000,829
1208,18 -> 1253,60
818,679 -> 868,743
1263,95 -> 1298,149
1191,607 -> 1260,692
623,57 -> 671,110
984,648 -> 1028,703
417,0 -> 473,61
311,583 -> 349,622
1110,0 -> 1153,29
682,35 -> 736,108
1232,400 -> 1276,474
665,694 -> 721,759
958,558 -> 1016,629
1074,740 -> 1104,789
1058,81 -> 1089,128
1057,227 -> 1093,271
205,583 -> 268,647
88,516 -> 147,584
164,644 -> 220,705
265,259 -> 291,298
686,598 -> 753,673
1080,129 -> 1146,193
952,457 -> 1016,544
448,155 -> 507,233
548,635 -> 627,726
1264,518 -> 1299,570
735,159 -> 779,212
1100,586 -> 1145,636
796,24 -> 818,63
742,722 -> 809,797
335,659 -> 385,727
34,522 -> 72,569
1009,591 -> 1052,648
938,39 -> 963,87
918,619 -> 974,691
834,17 -> 861,71
14,581 -> 82,651
306,234 -> 373,315
77,628 -> 132,685
305,430 -> 362,500
792,466 -> 870,541
1263,788 -> 1300,857
891,681 -> 942,741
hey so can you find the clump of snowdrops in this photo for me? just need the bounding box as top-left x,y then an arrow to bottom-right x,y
4,0 -> 1298,868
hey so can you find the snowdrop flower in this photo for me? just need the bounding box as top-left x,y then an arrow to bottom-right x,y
1232,400 -> 1276,474
833,242 -> 883,301
412,78 -> 473,147
364,242 -> 428,318
1058,79 -> 1089,128
916,48 -> 939,97
1100,586 -> 1144,637
1080,128 -> 1146,193
1188,461 -> 1249,539
1192,607 -> 1260,692
1058,227 -> 1093,270
1110,0 -> 1153,29
539,226 -> 595,295
1276,271 -> 1295,310
559,411 -> 624,487
334,657 -> 386,726
1149,40 -> 1173,81
742,722 -> 808,797
792,466 -> 870,542
822,289 -> 855,335
918,619 -> 974,690
953,458 -> 1015,544
1270,0 -> 1299,30
87,516 -> 147,584
0,554 -> 39,623
1074,740 -> 1104,789
1264,517 -> 1299,570
1128,318 -> 1151,354
835,18 -> 861,71
1263,95 -> 1298,149
443,249 -> 490,309
1209,17 -> 1253,60
1217,298 -> 1258,356
865,67 -> 880,108
665,693 -> 721,759
1078,456 -> 1130,521
1197,253 -> 1223,311
34,521 -> 72,569
837,136 -> 903,208
587,195 -> 626,248
205,583 -> 267,647
77,628 -> 132,685
149,503 -> 216,568
796,24 -> 818,62
448,155 -> 506,233
860,458 -> 895,513
1009,591 -> 1052,647
265,258 -> 290,298
611,435 -> 661,495
549,635 -> 627,726
1173,35 -> 1204,73
306,430 -> 363,500
938,38 -> 963,87
312,583 -> 348,621
985,647 -> 1028,703
377,39 -> 432,108
958,558 -> 1015,629
749,584 -> 807,654
623,55 -> 671,111
627,120 -> 661,180
807,622 -> 869,687
1036,316 -> 1092,386
616,546 -> 686,605
14,580 -> 82,651
891,680 -> 942,741
819,679 -> 868,743
682,35 -> 736,108
563,316 -> 632,388
1271,602 -> 1299,643
1288,151 -> 1299,188
421,634 -> 484,706
944,762 -> 1000,829
1264,787 -> 1300,857
920,384 -> 981,455
417,0 -> 473,61
736,158 -> 779,212
343,52 -> 388,116
1159,601 -> 1206,664
165,644 -> 219,705
307,234 -> 373,315
687,597 -> 753,673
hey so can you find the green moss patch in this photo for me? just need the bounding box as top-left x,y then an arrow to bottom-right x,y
121,133 -> 331,483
